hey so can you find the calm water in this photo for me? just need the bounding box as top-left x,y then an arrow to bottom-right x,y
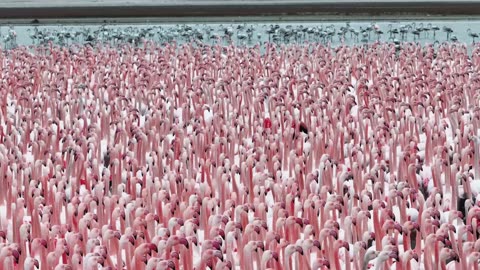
1,19 -> 479,49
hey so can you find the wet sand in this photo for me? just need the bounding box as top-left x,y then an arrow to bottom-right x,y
2,0 -> 480,20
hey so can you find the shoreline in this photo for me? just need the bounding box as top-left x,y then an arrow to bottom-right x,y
2,1 -> 480,22
3,14 -> 480,26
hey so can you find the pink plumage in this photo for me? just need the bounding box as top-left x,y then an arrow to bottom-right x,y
0,25 -> 478,270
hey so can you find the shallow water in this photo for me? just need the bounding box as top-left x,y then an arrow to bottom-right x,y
1,19 -> 480,49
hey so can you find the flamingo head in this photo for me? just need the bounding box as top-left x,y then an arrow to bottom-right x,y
294,245 -> 304,256
313,240 -> 321,250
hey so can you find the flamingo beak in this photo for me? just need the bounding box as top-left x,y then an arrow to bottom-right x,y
128,236 -> 135,245
218,229 -> 225,240
262,221 -> 268,230
302,218 -> 310,226
295,246 -> 304,256
295,217 -> 304,227
177,218 -> 184,226
171,251 -> 180,260
257,242 -> 265,252
180,238 -> 189,249
389,251 -> 399,261
97,256 -> 105,266
215,251 -> 224,261
394,223 -> 403,232
10,249 -> 19,264
412,253 -> 419,261
333,221 -> 340,231
221,216 -> 229,225
190,237 -> 198,246
453,253 -> 460,262
275,234 -> 281,244
213,241 -> 222,250
330,230 -> 338,239
443,239 -> 453,249
149,243 -> 158,253
413,222 -> 420,231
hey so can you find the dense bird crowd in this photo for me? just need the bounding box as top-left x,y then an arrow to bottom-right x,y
0,22 -> 479,269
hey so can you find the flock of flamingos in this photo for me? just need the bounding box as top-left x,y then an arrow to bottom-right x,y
0,21 -> 480,270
